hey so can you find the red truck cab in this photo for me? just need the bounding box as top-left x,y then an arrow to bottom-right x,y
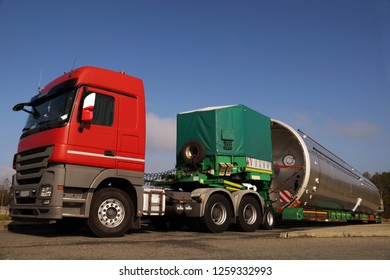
10,66 -> 146,236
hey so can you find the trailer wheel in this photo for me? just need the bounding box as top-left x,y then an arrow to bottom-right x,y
260,207 -> 275,230
181,139 -> 206,165
201,194 -> 232,233
87,188 -> 133,237
237,196 -> 261,232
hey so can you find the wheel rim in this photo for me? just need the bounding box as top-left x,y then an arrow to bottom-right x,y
97,198 -> 125,228
184,145 -> 199,160
266,211 -> 274,226
243,204 -> 257,225
211,202 -> 227,225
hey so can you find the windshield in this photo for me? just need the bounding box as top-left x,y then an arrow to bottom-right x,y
22,88 -> 76,136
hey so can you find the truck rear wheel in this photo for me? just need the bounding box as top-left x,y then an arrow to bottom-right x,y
237,196 -> 261,232
88,188 -> 133,237
201,194 -> 232,233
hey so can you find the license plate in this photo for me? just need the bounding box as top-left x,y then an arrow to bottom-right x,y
20,190 -> 30,197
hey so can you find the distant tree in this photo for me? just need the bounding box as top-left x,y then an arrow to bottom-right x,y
0,177 -> 12,207
362,172 -> 371,179
370,172 -> 390,219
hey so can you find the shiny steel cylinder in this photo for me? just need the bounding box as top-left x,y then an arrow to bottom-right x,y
270,119 -> 381,213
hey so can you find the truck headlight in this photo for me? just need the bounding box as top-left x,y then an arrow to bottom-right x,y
39,185 -> 53,198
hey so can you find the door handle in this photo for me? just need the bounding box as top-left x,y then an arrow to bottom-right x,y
104,150 -> 115,157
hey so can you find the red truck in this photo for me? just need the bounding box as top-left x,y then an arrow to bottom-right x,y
11,67 -> 147,236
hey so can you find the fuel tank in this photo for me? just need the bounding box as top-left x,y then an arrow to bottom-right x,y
270,119 -> 381,214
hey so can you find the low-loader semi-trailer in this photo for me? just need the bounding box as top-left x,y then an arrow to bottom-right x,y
10,66 -> 383,237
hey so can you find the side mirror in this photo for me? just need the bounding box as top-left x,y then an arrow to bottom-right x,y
13,103 -> 27,111
13,102 -> 41,118
81,93 -> 96,122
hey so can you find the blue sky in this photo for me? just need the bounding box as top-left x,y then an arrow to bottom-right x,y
0,0 -> 389,179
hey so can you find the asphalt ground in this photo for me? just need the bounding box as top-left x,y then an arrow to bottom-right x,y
279,222 -> 390,238
1,220 -> 390,238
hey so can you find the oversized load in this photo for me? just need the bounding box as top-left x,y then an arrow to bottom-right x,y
174,104 -> 382,223
270,120 -> 382,220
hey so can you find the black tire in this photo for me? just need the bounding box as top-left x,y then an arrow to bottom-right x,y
200,194 -> 232,233
87,188 -> 133,237
236,196 -> 261,232
260,207 -> 275,230
181,139 -> 207,165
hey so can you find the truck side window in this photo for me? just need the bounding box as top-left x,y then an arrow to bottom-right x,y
91,93 -> 114,126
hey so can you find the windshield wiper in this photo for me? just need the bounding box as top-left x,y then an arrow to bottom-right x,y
37,120 -> 51,126
22,119 -> 56,134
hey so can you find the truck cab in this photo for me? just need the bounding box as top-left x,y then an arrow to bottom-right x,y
10,66 -> 146,236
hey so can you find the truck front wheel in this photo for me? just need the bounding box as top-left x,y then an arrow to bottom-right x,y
88,188 -> 133,237
237,196 -> 261,232
201,194 -> 232,233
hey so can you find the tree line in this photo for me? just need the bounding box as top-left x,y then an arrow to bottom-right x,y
364,172 -> 390,219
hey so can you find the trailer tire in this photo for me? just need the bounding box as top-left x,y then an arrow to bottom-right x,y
237,196 -> 261,232
260,207 -> 275,230
181,139 -> 206,165
87,188 -> 133,237
201,194 -> 232,233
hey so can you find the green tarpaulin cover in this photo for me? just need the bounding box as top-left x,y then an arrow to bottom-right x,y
177,105 -> 272,163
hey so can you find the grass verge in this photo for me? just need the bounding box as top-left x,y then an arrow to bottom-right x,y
0,214 -> 10,221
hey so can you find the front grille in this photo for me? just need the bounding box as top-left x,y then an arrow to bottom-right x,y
15,146 -> 54,186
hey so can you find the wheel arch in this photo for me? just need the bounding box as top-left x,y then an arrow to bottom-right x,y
231,190 -> 266,218
191,188 -> 235,221
85,169 -> 144,221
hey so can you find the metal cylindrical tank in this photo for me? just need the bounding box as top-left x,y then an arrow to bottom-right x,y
270,119 -> 381,213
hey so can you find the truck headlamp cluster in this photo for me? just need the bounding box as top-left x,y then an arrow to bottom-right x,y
39,185 -> 53,198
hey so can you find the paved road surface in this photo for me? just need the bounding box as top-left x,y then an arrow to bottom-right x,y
0,222 -> 389,260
